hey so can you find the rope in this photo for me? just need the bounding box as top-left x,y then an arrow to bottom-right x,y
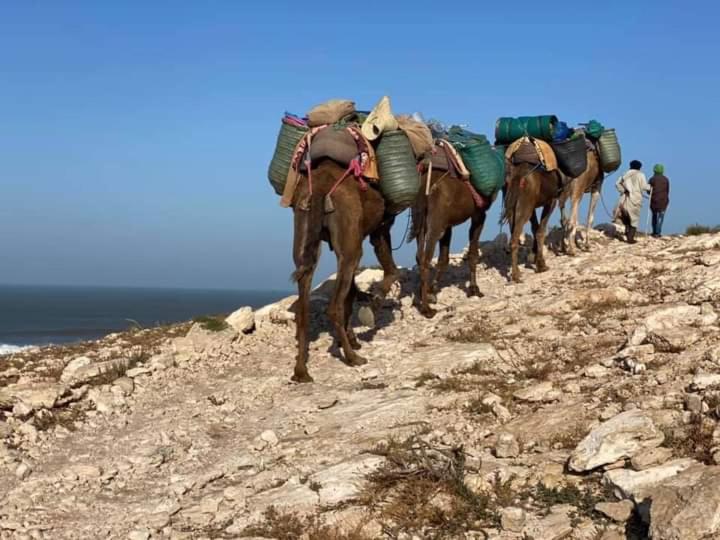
392,210 -> 412,251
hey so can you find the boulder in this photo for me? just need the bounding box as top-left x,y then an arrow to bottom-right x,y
647,327 -> 701,353
603,458 -> 697,501
226,307 -> 255,334
649,465 -> 720,540
495,433 -> 520,458
595,500 -> 634,522
569,410 -> 664,472
513,382 -> 558,403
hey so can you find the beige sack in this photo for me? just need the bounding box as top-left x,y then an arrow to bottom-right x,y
361,96 -> 398,141
397,115 -> 433,158
306,99 -> 356,127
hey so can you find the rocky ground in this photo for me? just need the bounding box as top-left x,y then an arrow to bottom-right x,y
2,226 -> 720,540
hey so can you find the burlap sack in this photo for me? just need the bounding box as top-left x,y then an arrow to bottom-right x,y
306,99 -> 356,127
361,96 -> 398,141
397,115 -> 433,158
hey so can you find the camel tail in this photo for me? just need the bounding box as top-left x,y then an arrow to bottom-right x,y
501,177 -> 520,226
291,192 -> 324,283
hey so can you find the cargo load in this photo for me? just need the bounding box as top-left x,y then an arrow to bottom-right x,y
375,130 -> 420,213
268,116 -> 309,195
597,128 -> 621,173
551,135 -> 588,178
495,115 -> 558,145
447,126 -> 505,197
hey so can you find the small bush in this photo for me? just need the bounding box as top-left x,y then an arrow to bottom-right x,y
686,224 -> 720,236
193,315 -> 229,332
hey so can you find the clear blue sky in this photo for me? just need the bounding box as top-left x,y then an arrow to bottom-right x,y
2,1 -> 718,290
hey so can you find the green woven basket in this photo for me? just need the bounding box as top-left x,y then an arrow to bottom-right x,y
375,130 -> 420,213
268,121 -> 308,195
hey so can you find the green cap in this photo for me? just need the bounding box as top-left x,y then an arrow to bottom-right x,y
653,163 -> 664,174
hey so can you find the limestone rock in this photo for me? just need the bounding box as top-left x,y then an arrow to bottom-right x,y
513,382 -> 557,403
603,458 -> 698,501
595,500 -> 634,522
649,465 -> 720,540
647,327 -> 701,353
226,307 -> 255,334
630,447 -> 673,470
500,507 -> 526,532
495,433 -> 520,458
569,410 -> 664,472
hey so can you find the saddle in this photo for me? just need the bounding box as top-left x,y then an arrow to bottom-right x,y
298,126 -> 360,172
506,136 -> 558,172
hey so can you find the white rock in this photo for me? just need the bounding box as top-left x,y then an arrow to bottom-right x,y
226,307 -> 255,334
60,356 -> 92,382
649,464 -> 720,539
501,507 -> 526,532
690,373 -> 720,391
595,500 -> 634,522
113,377 -> 134,396
127,529 -> 150,540
513,381 -> 556,403
603,458 -> 698,501
260,430 -> 279,447
569,410 -> 664,472
15,462 -> 32,480
495,433 -> 520,458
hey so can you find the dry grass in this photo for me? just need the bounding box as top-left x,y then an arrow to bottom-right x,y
686,224 -> 720,236
32,404 -> 88,432
361,435 -> 497,538
241,506 -> 373,540
445,320 -> 499,344
414,372 -> 440,388
663,414 -> 717,464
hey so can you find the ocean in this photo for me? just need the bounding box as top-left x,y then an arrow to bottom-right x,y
0,285 -> 290,353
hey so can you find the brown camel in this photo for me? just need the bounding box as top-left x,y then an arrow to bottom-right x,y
410,170 -> 490,318
503,162 -> 565,283
291,159 -> 399,383
558,150 -> 604,255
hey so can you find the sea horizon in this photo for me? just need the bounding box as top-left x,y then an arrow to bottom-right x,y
0,284 -> 292,352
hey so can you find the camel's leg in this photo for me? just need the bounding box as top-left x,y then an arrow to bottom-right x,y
328,248 -> 367,367
584,189 -> 600,250
418,218 -> 446,318
510,204 -> 534,283
566,188 -> 581,257
433,228 -> 452,292
345,280 -> 361,350
467,209 -> 487,297
530,210 -> 540,256
535,202 -> 555,273
291,214 -> 320,383
370,217 -> 399,297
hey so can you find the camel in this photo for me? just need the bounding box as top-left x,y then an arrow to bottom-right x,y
291,159 -> 399,383
503,161 -> 565,283
410,169 -> 491,318
558,150 -> 604,255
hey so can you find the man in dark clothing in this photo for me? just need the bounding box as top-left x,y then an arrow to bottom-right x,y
649,163 -> 670,237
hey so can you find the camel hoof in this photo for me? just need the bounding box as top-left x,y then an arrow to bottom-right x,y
346,354 -> 368,367
291,372 -> 314,384
349,337 -> 362,351
566,249 -> 577,257
420,306 -> 438,319
467,286 -> 483,298
536,264 -> 549,273
511,274 -> 523,284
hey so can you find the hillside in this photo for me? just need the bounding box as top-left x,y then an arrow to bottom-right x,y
2,228 -> 720,540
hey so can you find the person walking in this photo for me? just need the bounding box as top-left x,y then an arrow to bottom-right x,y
615,160 -> 651,244
649,163 -> 670,237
